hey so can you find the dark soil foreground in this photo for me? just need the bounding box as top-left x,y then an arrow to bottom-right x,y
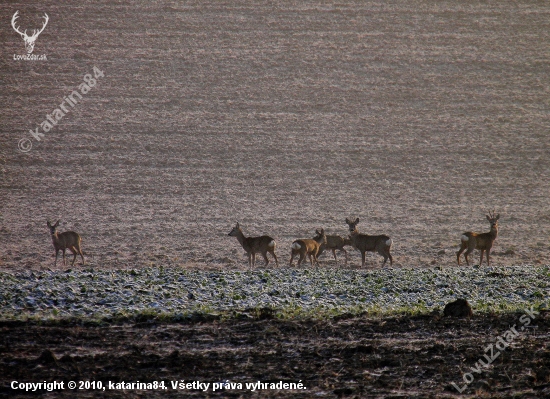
1,313 -> 549,398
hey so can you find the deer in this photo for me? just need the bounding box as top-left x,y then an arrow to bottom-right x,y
456,210 -> 500,266
289,229 -> 327,267
345,218 -> 393,267
228,223 -> 279,268
47,220 -> 85,267
11,11 -> 49,54
317,235 -> 353,266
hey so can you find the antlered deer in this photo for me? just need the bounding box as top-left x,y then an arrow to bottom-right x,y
456,210 -> 500,266
11,11 -> 49,54
317,235 -> 352,266
47,220 -> 85,267
228,223 -> 279,268
289,229 -> 327,267
345,218 -> 393,267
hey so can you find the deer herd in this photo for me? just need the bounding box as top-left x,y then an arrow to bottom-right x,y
47,210 -> 501,269
228,211 -> 499,268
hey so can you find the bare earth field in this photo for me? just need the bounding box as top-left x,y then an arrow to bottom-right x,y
1,0 -> 549,397
1,314 -> 550,398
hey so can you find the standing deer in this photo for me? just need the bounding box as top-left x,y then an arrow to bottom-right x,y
289,229 -> 327,267
345,218 -> 393,267
228,223 -> 279,268
11,11 -> 49,54
47,220 -> 85,267
317,235 -> 352,266
456,210 -> 500,266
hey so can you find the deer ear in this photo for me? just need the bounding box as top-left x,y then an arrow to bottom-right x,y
355,218 -> 359,224
54,220 -> 60,226
345,218 -> 350,224
496,214 -> 500,220
47,220 -> 51,227
236,222 -> 240,228
486,215 -> 491,221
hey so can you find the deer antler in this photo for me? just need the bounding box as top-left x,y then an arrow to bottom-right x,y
31,13 -> 49,39
11,11 -> 25,37
11,11 -> 48,39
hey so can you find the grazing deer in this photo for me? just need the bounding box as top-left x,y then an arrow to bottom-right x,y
11,11 -> 49,54
456,210 -> 500,266
317,235 -> 352,266
289,229 -> 327,267
47,220 -> 85,267
345,218 -> 393,267
228,223 -> 279,268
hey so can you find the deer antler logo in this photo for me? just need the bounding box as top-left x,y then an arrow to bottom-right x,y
11,11 -> 49,54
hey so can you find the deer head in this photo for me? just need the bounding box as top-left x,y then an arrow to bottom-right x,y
486,209 -> 500,230
228,222 -> 242,237
314,228 -> 327,244
47,220 -> 60,235
12,11 -> 49,54
345,218 -> 360,234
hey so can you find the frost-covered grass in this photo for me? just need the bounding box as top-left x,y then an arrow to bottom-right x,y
0,265 -> 548,323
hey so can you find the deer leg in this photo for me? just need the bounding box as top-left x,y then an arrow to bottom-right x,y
456,242 -> 468,265
379,248 -> 390,267
361,251 -> 366,268
332,249 -> 338,264
270,250 -> 279,267
464,247 -> 474,266
70,247 -> 78,266
294,251 -> 301,266
314,249 -> 321,267
262,251 -> 269,267
464,243 -> 476,266
486,250 -> 490,266
54,249 -> 59,267
62,249 -> 67,266
384,242 -> 393,267
298,252 -> 306,267
289,251 -> 295,267
342,248 -> 348,266
382,250 -> 393,266
379,244 -> 393,267
75,243 -> 85,265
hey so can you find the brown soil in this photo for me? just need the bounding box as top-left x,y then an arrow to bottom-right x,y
1,313 -> 550,398
1,0 -> 549,272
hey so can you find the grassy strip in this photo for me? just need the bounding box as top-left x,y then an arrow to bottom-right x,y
0,300 -> 546,327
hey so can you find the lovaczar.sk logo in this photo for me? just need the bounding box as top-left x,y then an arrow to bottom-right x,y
11,10 -> 48,61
